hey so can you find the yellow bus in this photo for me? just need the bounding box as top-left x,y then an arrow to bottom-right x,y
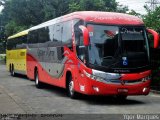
6,30 -> 28,76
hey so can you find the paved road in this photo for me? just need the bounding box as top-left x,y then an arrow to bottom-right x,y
0,64 -> 160,114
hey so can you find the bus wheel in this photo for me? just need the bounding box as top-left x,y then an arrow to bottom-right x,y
35,71 -> 43,89
67,75 -> 77,99
11,65 -> 15,76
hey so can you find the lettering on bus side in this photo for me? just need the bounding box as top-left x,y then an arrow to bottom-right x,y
37,50 -> 45,57
114,70 -> 130,73
37,49 -> 55,57
48,51 -> 55,57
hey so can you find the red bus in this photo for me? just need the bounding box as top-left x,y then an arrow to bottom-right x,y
26,11 -> 159,99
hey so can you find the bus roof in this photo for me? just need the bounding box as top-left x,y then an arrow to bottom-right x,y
8,29 -> 29,40
30,11 -> 144,31
74,11 -> 144,25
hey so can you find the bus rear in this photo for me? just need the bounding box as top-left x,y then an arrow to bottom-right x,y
6,30 -> 28,76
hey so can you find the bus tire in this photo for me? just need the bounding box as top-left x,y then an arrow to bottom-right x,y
35,71 -> 43,89
11,65 -> 15,77
67,75 -> 77,99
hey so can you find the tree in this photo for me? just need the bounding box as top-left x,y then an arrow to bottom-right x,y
142,6 -> 160,87
69,0 -> 128,13
1,0 -> 128,37
143,6 -> 160,33
128,10 -> 141,18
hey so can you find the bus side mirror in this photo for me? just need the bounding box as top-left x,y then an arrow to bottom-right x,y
147,29 -> 159,48
79,26 -> 89,46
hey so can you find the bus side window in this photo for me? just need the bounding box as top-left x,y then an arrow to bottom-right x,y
52,23 -> 64,61
16,36 -> 27,49
12,38 -> 17,49
7,39 -> 13,50
62,21 -> 72,50
54,24 -> 62,42
48,25 -> 55,42
28,30 -> 38,48
74,19 -> 85,62
76,31 -> 86,61
74,19 -> 84,46
38,27 -> 50,44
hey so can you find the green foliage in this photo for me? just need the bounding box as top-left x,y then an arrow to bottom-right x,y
0,0 -> 128,37
143,6 -> 160,87
5,21 -> 27,36
69,0 -> 128,12
143,6 -> 160,33
0,54 -> 6,60
128,10 -> 141,18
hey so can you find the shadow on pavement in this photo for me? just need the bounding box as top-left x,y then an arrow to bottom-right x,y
31,83 -> 145,106
12,73 -> 28,80
78,95 -> 145,106
9,71 -> 146,106
8,73 -> 146,106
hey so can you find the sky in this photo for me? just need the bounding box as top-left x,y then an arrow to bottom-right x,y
116,0 -> 148,14
0,6 -> 3,12
0,0 -> 4,12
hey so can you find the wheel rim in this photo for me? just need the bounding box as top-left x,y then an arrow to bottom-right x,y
12,68 -> 15,76
36,73 -> 39,85
12,71 -> 14,76
69,80 -> 74,96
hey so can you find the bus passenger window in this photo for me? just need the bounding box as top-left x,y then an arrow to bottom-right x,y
48,25 -> 55,42
38,27 -> 49,43
75,31 -> 86,62
28,30 -> 38,44
54,24 -> 62,42
62,21 -> 72,48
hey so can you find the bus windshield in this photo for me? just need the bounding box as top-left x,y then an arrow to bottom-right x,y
87,24 -> 150,70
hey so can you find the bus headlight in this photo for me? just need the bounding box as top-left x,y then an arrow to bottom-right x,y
83,70 -> 109,83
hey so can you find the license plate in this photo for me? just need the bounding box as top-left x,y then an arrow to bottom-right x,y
118,88 -> 128,93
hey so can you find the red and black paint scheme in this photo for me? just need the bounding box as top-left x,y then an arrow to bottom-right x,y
26,11 -> 159,98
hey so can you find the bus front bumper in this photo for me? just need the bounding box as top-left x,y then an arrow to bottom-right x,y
77,78 -> 151,96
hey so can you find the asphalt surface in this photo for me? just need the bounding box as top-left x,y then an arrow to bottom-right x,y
0,64 -> 160,115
